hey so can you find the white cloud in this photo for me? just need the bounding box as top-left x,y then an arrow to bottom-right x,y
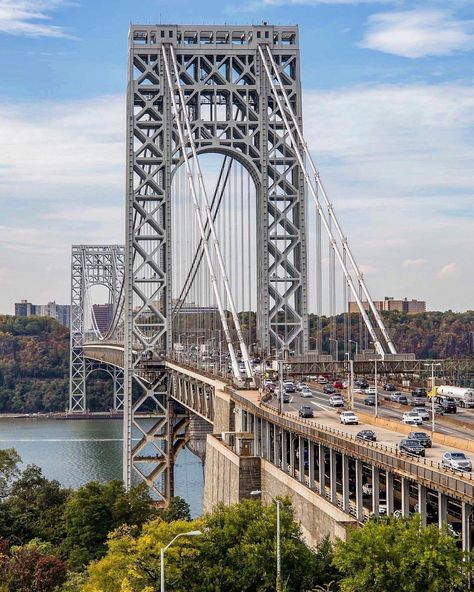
402,258 -> 426,267
0,0 -> 74,38
231,0 -> 391,9
0,95 -> 124,201
360,9 -> 474,58
436,262 -> 456,279
303,83 -> 474,311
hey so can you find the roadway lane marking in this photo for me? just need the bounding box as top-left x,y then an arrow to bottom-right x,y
311,402 -> 331,411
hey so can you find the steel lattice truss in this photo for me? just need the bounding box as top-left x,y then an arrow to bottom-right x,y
69,245 -> 125,412
125,24 -> 309,497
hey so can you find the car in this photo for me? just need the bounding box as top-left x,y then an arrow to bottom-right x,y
433,403 -> 445,415
323,384 -> 336,394
354,387 -> 365,394
363,395 -> 376,406
442,452 -> 472,472
366,386 -> 377,395
412,407 -> 429,421
333,380 -> 344,390
435,396 -> 457,414
384,383 -> 396,391
329,395 -> 345,407
412,387 -> 427,397
362,482 -> 373,496
317,376 -> 327,384
355,379 -> 369,389
402,411 -> 423,425
410,396 -> 426,406
399,438 -> 426,457
393,394 -> 409,405
300,386 -> 313,398
340,411 -> 359,425
356,429 -> 376,442
282,393 -> 291,404
284,382 -> 296,393
296,382 -> 308,391
298,405 -> 314,418
408,431 -> 432,448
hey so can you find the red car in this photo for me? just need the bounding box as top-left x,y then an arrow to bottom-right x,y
333,380 -> 344,390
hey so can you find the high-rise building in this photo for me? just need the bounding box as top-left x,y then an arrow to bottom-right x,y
348,297 -> 426,315
92,303 -> 113,335
14,300 -> 71,328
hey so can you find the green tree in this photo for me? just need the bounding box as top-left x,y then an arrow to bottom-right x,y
82,499 -> 323,592
62,480 -> 154,569
0,448 -> 21,498
158,496 -> 191,522
332,515 -> 469,592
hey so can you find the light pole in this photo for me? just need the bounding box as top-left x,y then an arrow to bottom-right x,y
329,337 -> 339,362
349,339 -> 359,358
424,362 -> 441,434
345,352 -> 354,409
160,530 -> 202,592
250,490 -> 282,592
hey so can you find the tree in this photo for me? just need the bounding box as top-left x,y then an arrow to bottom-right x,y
0,465 -> 70,546
332,515 -> 469,592
0,448 -> 21,498
158,496 -> 191,522
62,480 -> 154,569
3,545 -> 67,592
82,498 -> 322,592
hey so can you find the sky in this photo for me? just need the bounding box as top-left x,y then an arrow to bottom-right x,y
0,0 -> 473,314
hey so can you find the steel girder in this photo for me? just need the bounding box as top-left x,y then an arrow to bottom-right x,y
69,245 -> 125,412
125,24 -> 308,499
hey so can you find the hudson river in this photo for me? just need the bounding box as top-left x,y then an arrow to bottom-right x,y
0,418 -> 204,516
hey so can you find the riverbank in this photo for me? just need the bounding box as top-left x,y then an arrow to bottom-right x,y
0,411 -> 123,420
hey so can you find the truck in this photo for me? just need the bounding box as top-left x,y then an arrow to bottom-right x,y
434,385 -> 474,408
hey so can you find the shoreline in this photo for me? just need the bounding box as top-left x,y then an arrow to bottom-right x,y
0,412 -> 123,420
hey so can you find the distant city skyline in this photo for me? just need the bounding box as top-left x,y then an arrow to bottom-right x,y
0,1 -> 473,314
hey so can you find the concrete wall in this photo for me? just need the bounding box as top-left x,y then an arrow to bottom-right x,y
261,461 -> 355,548
204,434 -> 260,513
213,389 -> 234,434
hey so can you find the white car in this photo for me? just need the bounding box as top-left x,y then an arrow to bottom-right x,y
442,452 -> 472,472
340,411 -> 359,425
300,387 -> 313,398
412,407 -> 429,421
317,376 -> 327,384
366,387 -> 377,395
402,411 -> 423,425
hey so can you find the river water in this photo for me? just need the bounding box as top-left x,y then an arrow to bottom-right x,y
0,418 -> 204,517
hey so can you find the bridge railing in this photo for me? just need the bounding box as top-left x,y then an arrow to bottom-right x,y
228,393 -> 474,502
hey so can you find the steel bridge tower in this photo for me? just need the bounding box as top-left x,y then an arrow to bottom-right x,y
125,24 -> 308,497
69,245 -> 125,412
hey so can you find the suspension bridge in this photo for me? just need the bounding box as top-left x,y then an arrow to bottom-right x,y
69,24 -> 473,550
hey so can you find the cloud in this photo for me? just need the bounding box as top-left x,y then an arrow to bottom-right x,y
0,1 -> 74,38
360,9 -> 474,58
436,263 -> 456,279
0,94 -> 124,201
402,258 -> 426,268
231,0 -> 391,10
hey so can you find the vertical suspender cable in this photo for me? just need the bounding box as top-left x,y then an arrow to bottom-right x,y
257,44 -> 387,357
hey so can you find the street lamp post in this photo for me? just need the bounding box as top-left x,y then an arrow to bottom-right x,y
160,530 -> 202,592
251,490 -> 282,591
349,339 -> 359,358
424,362 -> 441,434
329,338 -> 339,362
345,352 -> 354,409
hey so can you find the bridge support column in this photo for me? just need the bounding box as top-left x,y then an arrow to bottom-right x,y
308,440 -> 315,490
355,459 -> 364,522
289,434 -> 296,478
318,445 -> 325,496
386,472 -> 394,515
401,477 -> 410,518
281,430 -> 288,473
342,454 -> 350,512
438,492 -> 448,528
372,466 -> 380,515
330,449 -> 337,504
462,502 -> 472,553
273,425 -> 281,468
112,366 -> 124,412
418,485 -> 427,527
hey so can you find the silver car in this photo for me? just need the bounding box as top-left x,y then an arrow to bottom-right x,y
442,452 -> 472,472
412,407 -> 429,421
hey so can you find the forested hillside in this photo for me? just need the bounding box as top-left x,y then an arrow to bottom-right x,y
309,310 -> 474,359
0,311 -> 472,413
0,316 -> 112,413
